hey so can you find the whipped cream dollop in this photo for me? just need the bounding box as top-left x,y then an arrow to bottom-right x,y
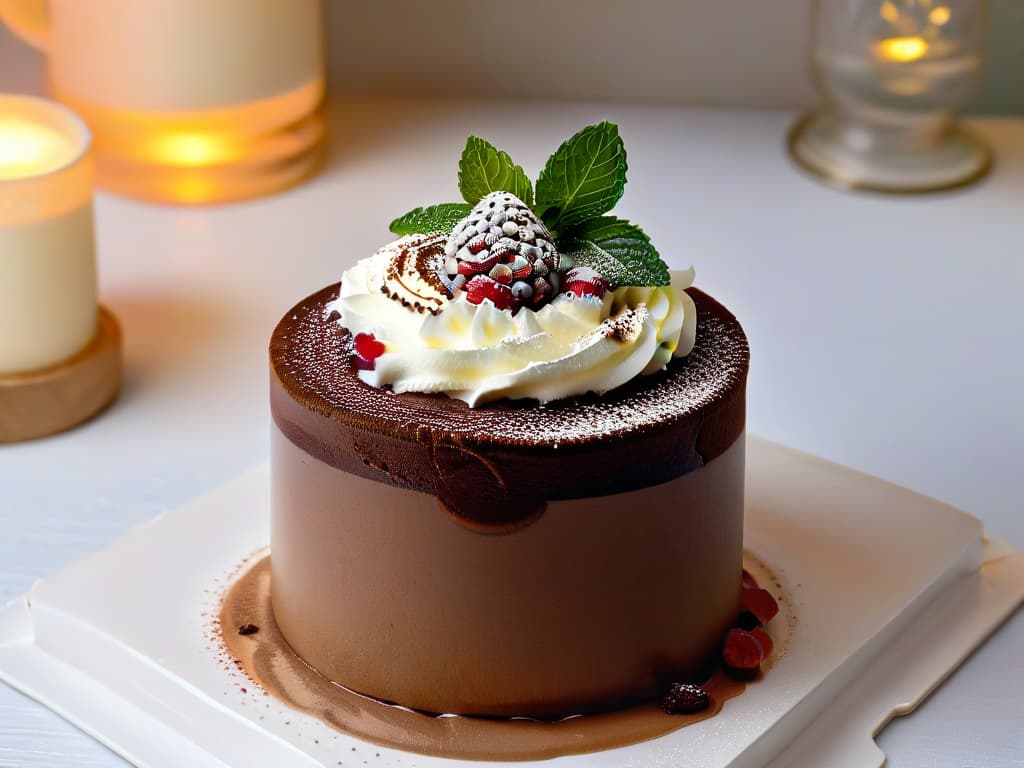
328,237 -> 697,407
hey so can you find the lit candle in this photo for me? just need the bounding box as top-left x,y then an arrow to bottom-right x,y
0,94 -> 97,375
873,35 -> 929,63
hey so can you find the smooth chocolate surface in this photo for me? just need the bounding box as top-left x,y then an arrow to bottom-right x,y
269,284 -> 749,528
271,426 -> 745,718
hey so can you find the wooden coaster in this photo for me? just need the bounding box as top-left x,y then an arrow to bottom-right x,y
0,307 -> 122,443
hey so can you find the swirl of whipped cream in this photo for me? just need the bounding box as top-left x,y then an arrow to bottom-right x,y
328,238 -> 697,407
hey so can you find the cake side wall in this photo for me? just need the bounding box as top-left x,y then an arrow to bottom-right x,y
269,423 -> 745,718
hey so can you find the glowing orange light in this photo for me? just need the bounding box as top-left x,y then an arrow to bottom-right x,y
0,115 -> 76,180
929,6 -> 952,25
880,1 -> 900,23
168,174 -> 219,204
874,35 -> 929,63
149,132 -> 238,167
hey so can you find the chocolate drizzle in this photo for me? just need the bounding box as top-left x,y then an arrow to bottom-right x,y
379,233 -> 449,315
269,284 -> 748,530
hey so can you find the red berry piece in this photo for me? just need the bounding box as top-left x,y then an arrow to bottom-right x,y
723,628 -> 764,674
353,332 -> 386,363
457,251 -> 500,276
563,266 -> 609,300
740,587 -> 779,626
750,627 -> 774,659
741,569 -> 759,590
353,332 -> 386,370
661,682 -> 711,714
466,233 -> 489,254
465,274 -> 515,311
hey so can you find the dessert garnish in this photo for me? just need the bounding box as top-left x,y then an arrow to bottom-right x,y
722,571 -> 780,677
441,192 -> 561,311
352,332 -> 386,371
750,627 -> 774,658
329,122 -> 700,406
660,682 -> 711,715
662,569 -> 781,699
723,628 -> 766,676
740,586 -> 781,627
389,122 -> 670,309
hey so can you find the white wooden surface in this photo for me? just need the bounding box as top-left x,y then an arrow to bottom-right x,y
0,93 -> 1022,767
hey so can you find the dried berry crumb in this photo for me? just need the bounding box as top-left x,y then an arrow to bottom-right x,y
661,682 -> 711,714
238,623 -> 259,635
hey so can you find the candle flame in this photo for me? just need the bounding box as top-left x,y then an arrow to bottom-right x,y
0,116 -> 76,180
874,35 -> 929,63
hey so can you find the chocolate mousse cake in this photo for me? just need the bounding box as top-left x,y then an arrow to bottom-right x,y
268,123 -> 751,720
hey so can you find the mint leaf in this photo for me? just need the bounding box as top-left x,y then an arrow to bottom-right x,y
559,217 -> 670,287
535,122 -> 627,233
458,136 -> 533,206
389,203 -> 471,236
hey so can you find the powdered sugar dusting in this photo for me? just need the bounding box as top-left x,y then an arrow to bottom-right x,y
271,284 -> 748,447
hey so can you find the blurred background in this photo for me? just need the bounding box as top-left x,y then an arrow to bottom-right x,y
2,0 -> 1022,113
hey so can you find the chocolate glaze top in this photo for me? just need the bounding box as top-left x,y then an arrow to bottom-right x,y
270,284 -> 749,529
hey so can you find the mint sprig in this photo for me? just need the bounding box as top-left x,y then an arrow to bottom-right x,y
535,121 -> 627,233
560,217 -> 670,287
458,136 -> 533,206
389,203 -> 471,236
389,121 -> 671,288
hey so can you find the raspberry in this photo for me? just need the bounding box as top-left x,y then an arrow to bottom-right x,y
660,682 -> 711,714
740,587 -> 779,626
442,191 -> 561,311
723,628 -> 764,674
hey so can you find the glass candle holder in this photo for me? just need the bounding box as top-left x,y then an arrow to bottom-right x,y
0,0 -> 325,205
789,0 -> 991,193
0,94 -> 121,442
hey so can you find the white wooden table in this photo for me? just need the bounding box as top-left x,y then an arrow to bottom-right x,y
1,72 -> 1022,768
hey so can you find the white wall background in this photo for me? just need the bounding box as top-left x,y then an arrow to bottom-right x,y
325,0 -> 818,108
